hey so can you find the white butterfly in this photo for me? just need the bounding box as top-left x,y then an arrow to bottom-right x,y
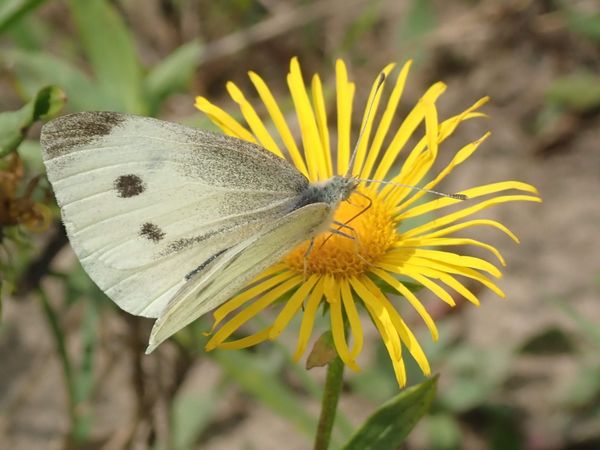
41,112 -> 359,353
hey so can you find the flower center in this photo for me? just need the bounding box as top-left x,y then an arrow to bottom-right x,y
283,188 -> 398,277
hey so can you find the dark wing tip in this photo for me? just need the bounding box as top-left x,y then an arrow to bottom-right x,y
41,111 -> 127,159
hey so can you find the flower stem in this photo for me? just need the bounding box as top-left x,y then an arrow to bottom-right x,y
314,355 -> 344,450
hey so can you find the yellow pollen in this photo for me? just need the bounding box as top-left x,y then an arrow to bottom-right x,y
283,188 -> 398,277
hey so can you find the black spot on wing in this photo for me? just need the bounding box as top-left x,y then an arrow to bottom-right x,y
114,174 -> 145,198
40,111 -> 125,158
140,222 -> 165,243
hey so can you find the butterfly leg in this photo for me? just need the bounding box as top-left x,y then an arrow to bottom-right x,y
303,238 -> 315,281
329,222 -> 372,267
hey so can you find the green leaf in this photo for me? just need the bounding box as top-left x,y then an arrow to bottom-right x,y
518,326 -> 576,355
0,0 -> 47,34
546,72 -> 600,113
341,376 -> 438,450
213,349 -> 318,440
4,49 -> 111,110
551,297 -> 600,348
170,388 -> 220,450
426,413 -> 461,450
67,0 -> 145,113
397,0 -> 437,62
306,330 -> 337,369
144,39 -> 204,113
0,85 -> 66,156
559,1 -> 600,42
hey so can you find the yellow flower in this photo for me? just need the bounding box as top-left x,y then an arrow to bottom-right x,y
195,58 -> 540,387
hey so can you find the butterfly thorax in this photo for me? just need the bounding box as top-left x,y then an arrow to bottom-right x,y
296,176 -> 359,209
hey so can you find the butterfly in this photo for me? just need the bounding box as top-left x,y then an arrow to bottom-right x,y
41,111 -> 361,353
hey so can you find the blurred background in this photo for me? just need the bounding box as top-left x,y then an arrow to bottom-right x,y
1,0 -> 599,449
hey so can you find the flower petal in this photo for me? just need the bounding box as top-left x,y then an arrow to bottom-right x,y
361,60 -> 412,179
400,237 -> 506,266
393,248 -> 502,278
349,277 -> 401,361
206,275 -> 303,350
326,279 -> 360,371
293,277 -> 326,361
386,257 -> 506,298
269,274 -> 319,339
212,270 -> 297,329
360,276 -> 431,376
351,63 -> 396,177
371,268 -> 439,340
394,133 -> 491,214
248,70 -> 309,176
218,328 -> 272,349
195,96 -> 256,142
340,278 -> 364,358
353,278 -> 407,387
399,194 -> 542,238
287,57 -> 328,180
226,81 -> 284,157
336,59 -> 355,175
416,219 -> 520,243
311,74 -> 333,177
398,181 -> 540,219
373,82 -> 446,181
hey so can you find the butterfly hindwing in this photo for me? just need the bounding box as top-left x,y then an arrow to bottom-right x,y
147,202 -> 332,352
41,112 -> 309,318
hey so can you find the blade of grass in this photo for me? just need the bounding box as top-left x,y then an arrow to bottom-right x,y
213,349 -> 320,443
67,0 -> 145,113
0,0 -> 47,34
144,38 -> 204,114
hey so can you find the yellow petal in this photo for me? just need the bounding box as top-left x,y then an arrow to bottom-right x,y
293,277 -> 325,361
329,285 -> 361,371
218,328 -> 272,349
194,96 -> 256,142
212,271 -> 297,329
349,277 -> 402,361
311,74 -> 333,177
351,63 -> 396,176
336,59 -> 355,175
398,181 -> 540,219
226,81 -> 284,157
248,70 -> 309,176
400,237 -> 506,266
361,60 -> 412,179
382,98 -> 490,203
371,268 -> 439,340
401,248 -> 502,278
374,82 -> 446,181
400,194 -> 542,238
206,275 -> 303,350
394,133 -> 490,214
287,57 -> 328,180
340,279 -> 364,358
402,270 -> 457,306
269,274 -> 319,339
414,219 -> 520,243
386,257 -> 506,298
360,276 -> 431,376
437,271 -> 481,306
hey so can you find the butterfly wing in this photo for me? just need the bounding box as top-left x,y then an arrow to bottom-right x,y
147,202 -> 332,353
41,112 -> 309,318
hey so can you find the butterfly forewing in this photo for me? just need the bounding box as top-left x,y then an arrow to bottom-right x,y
41,112 -> 309,318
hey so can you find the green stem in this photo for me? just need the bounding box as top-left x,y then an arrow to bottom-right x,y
314,355 -> 344,450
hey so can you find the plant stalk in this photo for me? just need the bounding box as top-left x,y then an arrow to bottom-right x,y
314,355 -> 344,450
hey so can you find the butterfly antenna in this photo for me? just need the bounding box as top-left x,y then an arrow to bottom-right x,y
358,178 -> 468,200
345,72 -> 386,178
